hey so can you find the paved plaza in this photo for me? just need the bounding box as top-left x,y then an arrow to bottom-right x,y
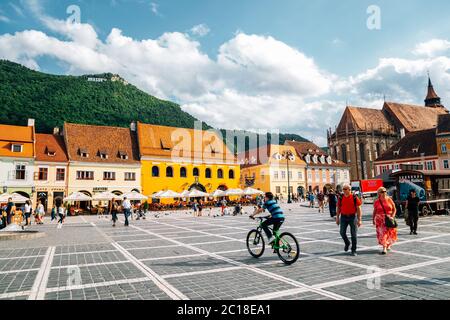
1,204 -> 450,300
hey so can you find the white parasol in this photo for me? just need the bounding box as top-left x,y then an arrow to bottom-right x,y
210,190 -> 226,197
92,191 -> 123,201
63,192 -> 92,202
122,191 -> 148,201
188,189 -> 210,198
157,190 -> 181,199
243,187 -> 264,196
0,193 -> 30,204
225,188 -> 244,196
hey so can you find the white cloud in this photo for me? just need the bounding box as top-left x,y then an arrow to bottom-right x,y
413,39 -> 450,58
0,8 -> 11,23
190,24 -> 210,37
2,3 -> 450,145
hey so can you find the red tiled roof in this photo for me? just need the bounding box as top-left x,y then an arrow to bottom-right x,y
64,123 -> 140,164
375,128 -> 437,162
35,134 -> 68,162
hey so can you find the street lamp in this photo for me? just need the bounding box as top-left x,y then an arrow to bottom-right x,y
281,150 -> 295,204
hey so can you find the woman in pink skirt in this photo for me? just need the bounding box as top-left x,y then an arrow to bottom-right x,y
373,187 -> 398,255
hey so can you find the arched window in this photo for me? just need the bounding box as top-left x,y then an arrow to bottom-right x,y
152,166 -> 159,177
193,168 -> 200,177
229,169 -> 235,179
180,167 -> 187,178
341,144 -> 347,163
217,169 -> 224,179
166,166 -> 173,178
205,168 -> 212,179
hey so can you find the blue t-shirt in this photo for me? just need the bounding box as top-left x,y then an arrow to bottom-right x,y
263,200 -> 284,219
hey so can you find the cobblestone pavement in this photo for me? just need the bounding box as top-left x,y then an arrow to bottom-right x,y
1,203 -> 449,300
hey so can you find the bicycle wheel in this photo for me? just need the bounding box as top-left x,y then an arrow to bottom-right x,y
276,232 -> 300,265
247,229 -> 265,258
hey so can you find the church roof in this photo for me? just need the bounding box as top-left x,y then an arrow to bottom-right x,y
426,77 -> 441,101
336,106 -> 392,133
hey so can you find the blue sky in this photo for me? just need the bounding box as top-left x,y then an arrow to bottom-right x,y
1,0 -> 450,145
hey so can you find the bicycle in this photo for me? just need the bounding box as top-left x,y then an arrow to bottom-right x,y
247,217 -> 300,265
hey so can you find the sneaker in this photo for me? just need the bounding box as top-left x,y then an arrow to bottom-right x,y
413,231 -> 418,235
351,251 -> 358,256
344,243 -> 350,252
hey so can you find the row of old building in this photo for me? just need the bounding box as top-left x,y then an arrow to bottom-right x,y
0,120 -> 349,210
327,77 -> 450,180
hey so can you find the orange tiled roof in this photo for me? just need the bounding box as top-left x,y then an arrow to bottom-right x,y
238,144 -> 306,168
64,123 -> 140,164
336,106 -> 392,133
0,124 -> 34,142
383,102 -> 448,132
137,122 -> 235,162
35,134 -> 68,162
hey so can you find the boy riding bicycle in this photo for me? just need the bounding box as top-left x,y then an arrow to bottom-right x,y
250,192 -> 285,245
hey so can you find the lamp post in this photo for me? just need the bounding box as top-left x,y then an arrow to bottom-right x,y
282,150 -> 294,204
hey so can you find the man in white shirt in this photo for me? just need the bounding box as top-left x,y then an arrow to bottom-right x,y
122,197 -> 132,227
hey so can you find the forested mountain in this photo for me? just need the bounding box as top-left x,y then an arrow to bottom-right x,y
0,60 -> 308,148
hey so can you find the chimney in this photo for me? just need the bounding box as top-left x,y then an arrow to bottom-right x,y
27,118 -> 35,127
53,127 -> 60,135
130,121 -> 137,132
400,128 -> 406,139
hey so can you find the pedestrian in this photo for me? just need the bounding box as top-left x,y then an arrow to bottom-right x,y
122,197 -> 132,227
309,193 -> 315,208
405,189 -> 420,235
24,200 -> 32,226
317,191 -> 325,213
35,200 -> 45,225
51,206 -> 57,222
110,198 -> 119,227
328,189 -> 338,218
197,199 -> 203,217
57,204 -> 65,226
373,187 -> 398,255
6,198 -> 14,225
221,199 -> 227,216
192,201 -> 198,217
336,184 -> 362,256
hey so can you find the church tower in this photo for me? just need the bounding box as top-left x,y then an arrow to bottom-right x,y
425,76 -> 443,108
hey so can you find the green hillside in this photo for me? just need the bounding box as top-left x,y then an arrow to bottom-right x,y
0,60 -> 308,147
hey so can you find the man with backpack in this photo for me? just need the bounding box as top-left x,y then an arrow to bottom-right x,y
336,184 -> 362,256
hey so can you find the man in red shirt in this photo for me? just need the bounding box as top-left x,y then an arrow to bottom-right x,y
336,184 -> 362,256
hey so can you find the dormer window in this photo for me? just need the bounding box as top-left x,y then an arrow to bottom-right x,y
393,150 -> 400,156
79,148 -> 89,158
412,147 -> 419,154
305,154 -> 311,164
11,144 -> 23,153
327,156 -> 332,165
46,147 -> 56,157
320,155 -> 326,164
98,150 -> 109,160
118,151 -> 128,160
312,155 -> 318,164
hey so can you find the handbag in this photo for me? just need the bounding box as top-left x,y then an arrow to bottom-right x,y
379,199 -> 398,229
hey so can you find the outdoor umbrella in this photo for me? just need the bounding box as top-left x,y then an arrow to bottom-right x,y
152,191 -> 165,198
210,190 -> 226,198
157,190 -> 181,199
243,188 -> 264,196
188,189 -> 210,198
63,192 -> 92,202
179,190 -> 191,198
92,191 -> 123,201
0,193 -> 29,204
122,191 -> 148,201
225,188 -> 244,196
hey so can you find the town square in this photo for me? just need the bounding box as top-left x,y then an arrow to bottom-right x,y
2,0 -> 450,306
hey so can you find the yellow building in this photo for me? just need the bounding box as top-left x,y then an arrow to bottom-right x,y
136,123 -> 240,199
239,145 -> 307,198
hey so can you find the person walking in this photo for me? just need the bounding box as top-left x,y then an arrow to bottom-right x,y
328,190 -> 338,218
317,191 -> 325,213
57,204 -> 65,227
197,199 -> 203,217
309,192 -> 315,208
221,199 -> 227,216
50,206 -> 57,222
110,198 -> 119,227
6,198 -> 14,225
336,184 -> 362,256
122,197 -> 132,227
406,189 -> 420,235
373,187 -> 398,255
35,200 -> 45,225
24,200 -> 32,226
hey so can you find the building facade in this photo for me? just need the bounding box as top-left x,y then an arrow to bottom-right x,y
64,123 -> 141,204
0,120 -> 35,198
436,114 -> 450,170
239,144 -> 307,198
137,123 -> 240,198
328,78 -> 448,180
285,140 -> 350,193
374,128 -> 439,176
33,133 -> 69,212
